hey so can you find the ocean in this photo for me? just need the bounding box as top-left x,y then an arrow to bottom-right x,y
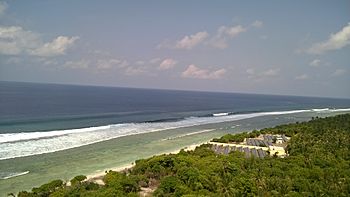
0,81 -> 350,195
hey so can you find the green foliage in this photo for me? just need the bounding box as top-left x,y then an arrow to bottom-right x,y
16,114 -> 350,196
18,180 -> 64,197
154,176 -> 182,196
70,175 -> 87,186
50,181 -> 100,197
103,170 -> 140,193
212,133 -> 247,143
212,130 -> 262,143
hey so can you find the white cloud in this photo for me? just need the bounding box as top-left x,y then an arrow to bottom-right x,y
0,1 -> 7,16
252,20 -> 263,28
0,26 -> 41,55
175,31 -> 209,49
295,74 -> 309,80
61,57 -> 130,71
331,69 -> 346,77
210,25 -> 246,49
97,58 -> 121,70
159,58 -> 177,70
30,36 -> 79,57
309,59 -> 321,67
125,66 -> 147,76
36,58 -> 59,66
181,64 -> 226,79
246,67 -> 280,79
0,26 -> 79,56
158,23 -> 255,50
307,23 -> 350,54
42,59 -> 58,66
220,25 -> 246,37
260,68 -> 280,76
63,59 -> 89,69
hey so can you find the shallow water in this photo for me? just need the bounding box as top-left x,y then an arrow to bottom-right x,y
0,111 -> 346,195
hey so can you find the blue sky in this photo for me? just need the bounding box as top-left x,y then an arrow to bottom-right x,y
0,1 -> 349,98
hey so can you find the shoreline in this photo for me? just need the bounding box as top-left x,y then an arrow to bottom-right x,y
85,143 -> 204,184
2,108 -> 350,162
2,112 -> 346,195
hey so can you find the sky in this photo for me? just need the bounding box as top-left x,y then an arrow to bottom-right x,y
0,1 -> 349,98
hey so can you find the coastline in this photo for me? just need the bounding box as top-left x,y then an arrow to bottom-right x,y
50,114 -> 350,196
85,143 -> 203,185
1,111 -> 348,195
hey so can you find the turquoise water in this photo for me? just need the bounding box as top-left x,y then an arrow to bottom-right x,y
1,82 -> 350,195
1,82 -> 350,161
0,110 -> 347,195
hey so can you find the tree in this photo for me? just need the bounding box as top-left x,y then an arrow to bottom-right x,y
70,175 -> 87,186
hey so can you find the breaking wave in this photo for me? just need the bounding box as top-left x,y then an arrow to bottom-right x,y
0,171 -> 30,180
0,108 -> 349,160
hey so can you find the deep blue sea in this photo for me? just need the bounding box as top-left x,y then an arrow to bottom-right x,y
1,81 -> 350,160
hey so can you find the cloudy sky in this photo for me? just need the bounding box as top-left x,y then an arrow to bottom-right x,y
0,1 -> 349,98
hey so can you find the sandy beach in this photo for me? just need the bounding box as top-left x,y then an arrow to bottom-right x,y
1,112 -> 342,195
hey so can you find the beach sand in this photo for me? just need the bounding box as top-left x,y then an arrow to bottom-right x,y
2,112 -> 333,195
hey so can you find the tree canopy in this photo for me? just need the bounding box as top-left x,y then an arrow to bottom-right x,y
17,114 -> 350,196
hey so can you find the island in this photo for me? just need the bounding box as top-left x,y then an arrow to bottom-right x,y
14,114 -> 350,196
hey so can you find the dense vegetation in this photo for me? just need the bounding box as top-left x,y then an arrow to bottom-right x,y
16,114 -> 350,196
212,130 -> 262,143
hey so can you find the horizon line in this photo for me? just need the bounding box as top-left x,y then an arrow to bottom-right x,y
1,80 -> 350,100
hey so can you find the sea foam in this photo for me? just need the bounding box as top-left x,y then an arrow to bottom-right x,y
0,171 -> 30,180
0,108 -> 349,160
213,112 -> 229,117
